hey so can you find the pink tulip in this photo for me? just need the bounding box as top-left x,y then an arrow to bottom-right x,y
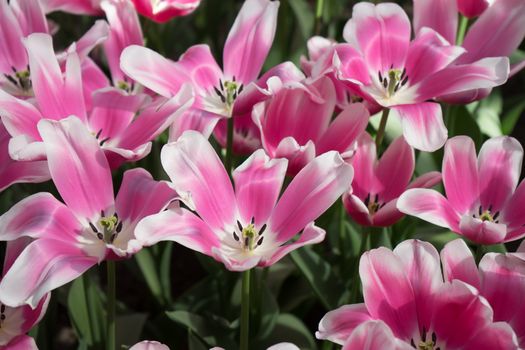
0,120 -> 49,192
398,135 -> 525,245
441,239 -> 525,347
0,239 -> 49,348
121,0 -> 280,143
0,33 -> 193,167
335,2 -> 508,151
130,0 -> 200,22
135,131 -> 353,271
130,341 -> 170,350
458,0 -> 491,18
252,76 -> 369,174
39,0 -> 102,15
317,239 -> 519,349
0,117 -> 176,308
343,133 -> 441,227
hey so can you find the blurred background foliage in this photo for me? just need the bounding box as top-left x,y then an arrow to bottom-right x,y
1,0 -> 524,349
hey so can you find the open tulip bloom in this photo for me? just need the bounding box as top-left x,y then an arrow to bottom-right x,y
317,239 -> 519,349
398,135 -> 525,245
0,116 -> 176,308
135,131 -> 353,271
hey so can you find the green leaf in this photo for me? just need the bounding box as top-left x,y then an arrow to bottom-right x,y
134,248 -> 164,305
160,242 -> 174,305
290,247 -> 349,310
254,284 -> 279,340
287,0 -> 314,40
116,313 -> 148,347
259,313 -> 316,350
446,105 -> 482,146
502,100 -> 525,135
470,90 -> 503,137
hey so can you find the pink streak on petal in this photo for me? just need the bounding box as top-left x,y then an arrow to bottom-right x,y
440,238 -> 480,289
413,0 -> 458,45
316,303 -> 373,345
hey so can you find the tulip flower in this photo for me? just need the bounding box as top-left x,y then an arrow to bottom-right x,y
0,117 -> 176,308
121,0 -> 280,142
317,239 -> 519,349
343,133 -> 441,227
130,341 -> 170,350
130,0 -> 200,22
39,0 -> 102,15
253,76 -> 369,174
441,239 -> 525,347
334,2 -> 508,151
458,0 -> 491,18
398,136 -> 525,245
211,344 -> 299,350
0,239 -> 49,348
135,131 -> 353,271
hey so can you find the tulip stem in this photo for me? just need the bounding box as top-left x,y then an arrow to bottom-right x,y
314,0 -> 325,35
456,15 -> 469,46
375,108 -> 390,149
106,260 -> 116,350
225,116 -> 235,176
240,269 -> 251,350
350,229 -> 370,303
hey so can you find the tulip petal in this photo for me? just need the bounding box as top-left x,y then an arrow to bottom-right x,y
5,335 -> 39,350
412,0 -> 457,45
342,320 -> 413,350
129,341 -> 170,350
316,303 -> 373,345
176,44 -> 223,94
0,0 -> 27,74
38,117 -> 114,224
464,322 -> 519,350
0,89 -> 43,140
269,151 -> 353,243
161,131 -> 236,232
459,215 -> 507,244
223,0 -> 279,84
502,181 -> 525,229
440,239 -> 480,289
376,136 -> 414,202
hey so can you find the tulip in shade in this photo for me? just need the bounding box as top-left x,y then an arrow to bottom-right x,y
135,131 -> 353,271
317,239 -> 519,349
335,2 -> 509,151
0,239 -> 49,349
130,0 -> 200,22
398,135 -> 525,244
343,133 -> 441,227
130,341 -> 170,350
253,76 -> 369,174
0,117 -> 176,308
441,239 -> 525,347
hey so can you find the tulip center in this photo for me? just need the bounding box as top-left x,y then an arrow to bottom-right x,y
116,79 -> 134,93
410,329 -> 438,350
232,218 -> 266,251
378,66 -> 408,97
213,77 -> 244,115
0,304 -> 6,327
89,211 -> 123,244
93,128 -> 110,146
364,193 -> 385,215
472,205 -> 500,223
3,67 -> 32,92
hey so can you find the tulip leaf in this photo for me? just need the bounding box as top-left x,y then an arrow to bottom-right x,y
288,0 -> 314,40
502,100 -> 525,135
257,313 -> 316,350
471,90 -> 503,137
135,248 -> 164,305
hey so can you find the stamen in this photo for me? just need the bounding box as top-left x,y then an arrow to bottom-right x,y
479,206 -> 483,216
259,224 -> 267,236
382,79 -> 388,89
251,216 -> 255,224
89,222 -> 98,233
493,211 -> 500,220
364,193 -> 371,207
233,231 -> 240,241
95,129 -> 103,139
400,67 -> 407,80
97,233 -> 103,240
99,137 -> 110,146
237,220 -> 243,232
378,71 -> 383,83
4,74 -> 18,86
401,76 -> 409,87
219,79 -> 224,90
116,221 -> 123,233
257,236 -> 264,246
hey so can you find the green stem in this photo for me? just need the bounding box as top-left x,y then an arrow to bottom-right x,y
314,0 -> 325,35
456,15 -> 469,46
225,116 -> 234,176
339,200 -> 346,256
474,245 -> 485,264
375,108 -> 390,149
106,260 -> 116,350
240,269 -> 251,350
350,228 -> 370,303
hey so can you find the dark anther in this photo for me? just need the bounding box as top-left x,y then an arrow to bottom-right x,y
233,231 -> 240,241
364,193 -> 371,207
257,236 -> 264,246
380,202 -> 386,209
4,74 -> 18,86
237,220 -> 243,232
97,233 -> 103,240
95,129 -> 102,139
99,137 -> 110,146
251,216 -> 255,224
401,76 -> 409,87
374,194 -> 379,203
116,221 -> 123,233
400,67 -> 406,80
259,224 -> 267,236
244,237 -> 249,247
493,211 -> 500,220
382,79 -> 388,89
219,94 -> 226,103
436,348 -> 441,350
432,331 -> 437,343
390,63 -> 394,69
478,206 -> 483,216
115,212 -> 119,220
219,79 -> 224,90
488,204 -> 493,212
394,82 -> 400,92
238,84 -> 244,94
101,210 -> 105,217
378,71 -> 383,83
89,222 -> 99,233
233,91 -> 238,99
232,76 -> 236,82
410,339 -> 416,348
214,86 -> 224,98
0,314 -> 5,320
1,305 -> 5,313
422,327 -> 427,341
110,234 -> 116,243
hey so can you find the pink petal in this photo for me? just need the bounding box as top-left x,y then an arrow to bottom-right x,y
135,207 -> 220,257
120,45 -> 185,97
81,58 -> 111,111
440,238 -> 480,289
316,303 -> 373,345
372,199 -> 405,227
332,43 -> 371,85
273,138 -> 316,176
359,247 -> 418,340
350,133 -> 379,200
169,108 -> 220,142
160,131 -> 236,232
8,136 -> 46,161
502,180 -> 525,228
101,0 -> 143,83
39,0 -> 102,15
223,0 -> 279,84
24,33 -> 86,120
391,102 -> 447,152
404,28 -> 465,86
376,136 -> 414,202
0,239 -> 97,308
458,0 -> 490,18
342,321 -> 413,350
70,20 -> 109,61
460,0 -> 525,63
412,57 -> 509,101
407,171 -> 442,189
260,222 -> 325,267
0,0 -> 27,73
0,192 -> 81,241
343,192 -> 373,227
5,335 -> 39,350
37,117 -> 114,224
478,136 -> 523,213
442,136 -> 480,214
0,89 -> 43,140
393,240 -> 442,331
343,2 -> 411,73
130,0 -> 200,22
397,188 -> 461,231
10,0 -> 48,35
459,215 -> 507,244
176,44 -> 223,94
233,149 -> 287,226
269,151 -> 353,243
412,0 -> 458,45
267,343 -> 300,350
316,102 -> 369,156
130,341 -> 170,350
464,322 -> 519,350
